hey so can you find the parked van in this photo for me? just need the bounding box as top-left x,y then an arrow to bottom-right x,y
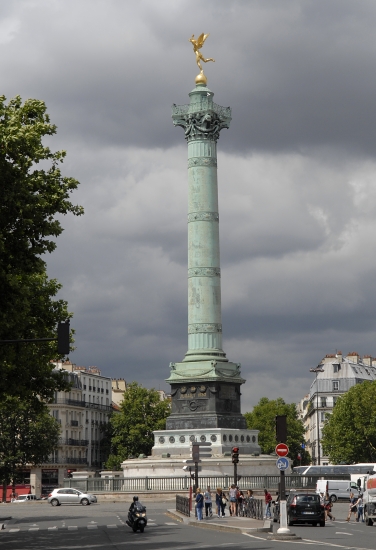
315,479 -> 360,502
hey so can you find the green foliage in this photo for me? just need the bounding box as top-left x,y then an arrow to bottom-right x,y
0,397 -> 60,485
321,380 -> 376,463
244,397 -> 311,466
0,95 -> 83,401
105,382 -> 170,468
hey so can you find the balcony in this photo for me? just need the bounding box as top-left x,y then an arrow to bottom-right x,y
86,402 -> 112,412
47,457 -> 88,465
55,398 -> 86,408
70,420 -> 79,427
59,438 -> 89,446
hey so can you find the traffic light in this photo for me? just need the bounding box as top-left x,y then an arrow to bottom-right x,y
192,443 -> 200,461
231,447 -> 239,464
57,321 -> 70,355
191,442 -> 212,461
275,415 -> 287,443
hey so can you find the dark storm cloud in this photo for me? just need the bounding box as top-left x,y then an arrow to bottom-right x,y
3,0 -> 376,410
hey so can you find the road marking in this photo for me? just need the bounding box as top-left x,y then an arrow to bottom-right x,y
107,524 -> 118,528
8,529 -> 20,533
335,532 -> 353,535
48,526 -> 58,530
147,522 -> 157,526
165,522 -> 178,525
68,526 -> 78,530
29,527 -> 39,531
87,525 -> 98,529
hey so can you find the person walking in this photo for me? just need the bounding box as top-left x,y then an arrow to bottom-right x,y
346,492 -> 358,522
204,486 -> 213,518
215,487 -> 226,517
195,488 -> 204,521
356,493 -> 364,522
229,484 -> 237,517
264,488 -> 273,519
324,492 -> 335,521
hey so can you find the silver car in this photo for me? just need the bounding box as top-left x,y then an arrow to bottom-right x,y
48,488 -> 97,506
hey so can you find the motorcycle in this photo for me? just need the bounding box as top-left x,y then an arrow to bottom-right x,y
126,501 -> 148,533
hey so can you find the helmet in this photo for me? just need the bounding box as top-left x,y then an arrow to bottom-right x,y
133,496 -> 139,502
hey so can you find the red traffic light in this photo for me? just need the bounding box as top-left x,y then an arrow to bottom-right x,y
232,447 -> 239,453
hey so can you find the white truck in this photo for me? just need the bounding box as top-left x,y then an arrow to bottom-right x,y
364,473 -> 376,526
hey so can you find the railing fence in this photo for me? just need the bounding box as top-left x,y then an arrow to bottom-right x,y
176,495 -> 190,517
63,474 -> 345,493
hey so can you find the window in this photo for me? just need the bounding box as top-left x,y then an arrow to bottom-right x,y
320,411 -> 326,422
333,363 -> 341,373
320,397 -> 327,407
333,381 -> 339,391
333,396 -> 338,406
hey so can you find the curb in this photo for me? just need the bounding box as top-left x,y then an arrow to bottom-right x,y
167,509 -> 272,533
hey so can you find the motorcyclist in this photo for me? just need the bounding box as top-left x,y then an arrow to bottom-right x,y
129,495 -> 139,513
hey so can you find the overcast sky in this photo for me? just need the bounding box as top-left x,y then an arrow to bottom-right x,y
3,0 -> 376,411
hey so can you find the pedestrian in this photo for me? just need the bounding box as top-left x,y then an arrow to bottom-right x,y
264,488 -> 272,519
346,492 -> 358,522
324,492 -> 335,521
356,493 -> 364,522
229,484 -> 237,516
215,487 -> 226,517
245,489 -> 254,518
204,486 -> 213,518
195,488 -> 204,521
237,490 -> 245,516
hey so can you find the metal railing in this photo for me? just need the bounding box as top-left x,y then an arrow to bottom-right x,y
243,498 -> 264,520
47,457 -> 88,465
176,495 -> 190,517
58,438 -> 89,447
55,398 -> 86,407
63,474 -> 328,493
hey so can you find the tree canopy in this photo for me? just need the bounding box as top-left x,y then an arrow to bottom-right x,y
0,95 -> 83,402
244,397 -> 311,466
0,397 -> 60,492
105,382 -> 170,470
321,380 -> 376,464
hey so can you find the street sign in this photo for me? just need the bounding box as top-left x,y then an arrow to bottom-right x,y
275,443 -> 289,457
183,459 -> 202,464
276,457 -> 289,471
192,442 -> 212,446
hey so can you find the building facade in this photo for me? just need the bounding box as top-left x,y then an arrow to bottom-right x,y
27,361 -> 113,497
302,352 -> 376,464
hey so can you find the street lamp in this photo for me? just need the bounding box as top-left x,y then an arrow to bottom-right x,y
310,365 -> 324,465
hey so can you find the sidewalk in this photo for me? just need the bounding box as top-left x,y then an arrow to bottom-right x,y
167,509 -> 272,534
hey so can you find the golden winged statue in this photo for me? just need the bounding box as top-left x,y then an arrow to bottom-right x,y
189,33 -> 215,74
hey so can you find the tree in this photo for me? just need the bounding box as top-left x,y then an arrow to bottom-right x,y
105,382 -> 170,469
0,397 -> 61,500
0,95 -> 83,401
244,397 -> 311,466
321,380 -> 376,464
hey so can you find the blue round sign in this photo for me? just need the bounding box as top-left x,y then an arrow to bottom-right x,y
276,457 -> 289,471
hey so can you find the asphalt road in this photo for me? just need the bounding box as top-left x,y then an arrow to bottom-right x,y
1,499 -> 376,550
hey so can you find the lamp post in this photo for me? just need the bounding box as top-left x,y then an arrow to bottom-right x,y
310,365 -> 324,465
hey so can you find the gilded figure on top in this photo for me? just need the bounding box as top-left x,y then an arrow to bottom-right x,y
189,33 -> 215,74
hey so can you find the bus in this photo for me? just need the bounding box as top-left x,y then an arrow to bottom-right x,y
292,464 -> 376,477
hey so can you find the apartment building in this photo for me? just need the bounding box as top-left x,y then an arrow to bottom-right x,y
301,352 -> 376,464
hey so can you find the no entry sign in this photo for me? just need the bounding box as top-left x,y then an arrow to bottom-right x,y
275,443 -> 289,457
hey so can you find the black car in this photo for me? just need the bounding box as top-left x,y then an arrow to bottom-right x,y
286,493 -> 325,527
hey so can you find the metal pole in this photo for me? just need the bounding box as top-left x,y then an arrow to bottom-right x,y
234,462 -> 238,486
316,372 -> 320,466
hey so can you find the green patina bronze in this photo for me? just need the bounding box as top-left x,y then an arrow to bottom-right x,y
166,82 -> 247,430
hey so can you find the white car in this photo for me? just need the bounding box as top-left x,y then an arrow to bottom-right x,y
47,488 -> 97,506
12,494 -> 41,503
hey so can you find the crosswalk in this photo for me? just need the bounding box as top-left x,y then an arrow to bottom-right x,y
5,520 -> 176,534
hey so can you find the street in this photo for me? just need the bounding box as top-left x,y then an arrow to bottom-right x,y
1,500 -> 376,549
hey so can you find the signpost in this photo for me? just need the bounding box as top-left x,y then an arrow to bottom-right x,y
276,457 -> 289,471
275,443 -> 289,457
